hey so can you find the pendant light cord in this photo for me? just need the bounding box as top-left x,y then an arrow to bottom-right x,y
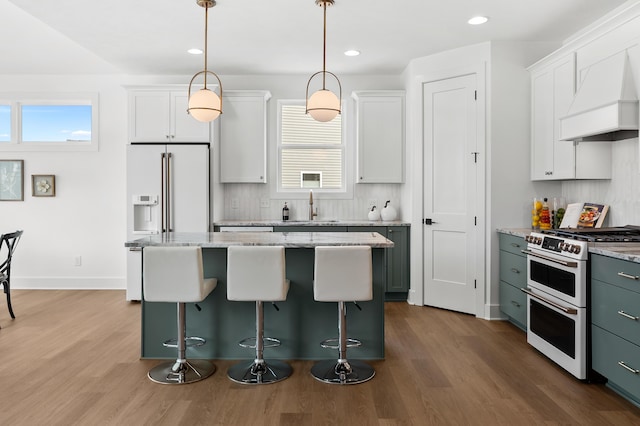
203,4 -> 209,88
322,1 -> 327,90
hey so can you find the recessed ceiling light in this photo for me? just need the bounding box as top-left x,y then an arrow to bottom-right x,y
468,16 -> 489,25
344,50 -> 360,57
188,48 -> 203,55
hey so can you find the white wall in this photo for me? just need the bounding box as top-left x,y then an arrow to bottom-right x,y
488,42 -> 564,317
0,75 -> 129,289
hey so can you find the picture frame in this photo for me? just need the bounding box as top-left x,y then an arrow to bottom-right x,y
32,174 -> 56,197
0,159 -> 24,201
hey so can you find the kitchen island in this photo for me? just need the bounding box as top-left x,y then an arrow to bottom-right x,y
125,231 -> 394,360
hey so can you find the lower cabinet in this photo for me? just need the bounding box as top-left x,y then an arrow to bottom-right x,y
348,226 -> 410,301
591,254 -> 640,407
498,233 -> 527,331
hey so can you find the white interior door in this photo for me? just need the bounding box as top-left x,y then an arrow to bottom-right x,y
422,74 -> 478,315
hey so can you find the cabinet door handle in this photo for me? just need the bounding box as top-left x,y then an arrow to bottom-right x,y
618,361 -> 640,374
510,242 -> 521,248
510,268 -> 520,274
618,272 -> 639,280
510,300 -> 521,308
617,310 -> 639,321
388,230 -> 393,234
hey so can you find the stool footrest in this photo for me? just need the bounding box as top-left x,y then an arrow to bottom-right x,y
320,337 -> 362,350
162,336 -> 206,349
238,336 -> 281,349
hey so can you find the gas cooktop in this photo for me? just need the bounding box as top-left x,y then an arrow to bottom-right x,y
540,226 -> 640,242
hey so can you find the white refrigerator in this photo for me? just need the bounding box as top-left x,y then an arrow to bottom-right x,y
126,143 -> 210,301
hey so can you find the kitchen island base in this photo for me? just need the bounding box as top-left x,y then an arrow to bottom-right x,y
141,247 -> 386,360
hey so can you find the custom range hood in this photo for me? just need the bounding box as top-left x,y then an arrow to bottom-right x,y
560,51 -> 639,142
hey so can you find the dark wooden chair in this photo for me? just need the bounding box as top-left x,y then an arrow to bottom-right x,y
1,230 -> 23,324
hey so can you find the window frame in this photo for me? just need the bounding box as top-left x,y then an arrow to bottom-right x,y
272,99 -> 353,200
0,92 -> 99,152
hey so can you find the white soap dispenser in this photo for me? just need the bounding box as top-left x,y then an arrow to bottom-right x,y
381,200 -> 397,221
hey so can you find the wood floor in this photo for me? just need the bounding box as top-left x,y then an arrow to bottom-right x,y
1,290 -> 639,425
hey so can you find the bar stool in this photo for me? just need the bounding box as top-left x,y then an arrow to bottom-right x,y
226,246 -> 292,384
311,245 -> 375,385
143,246 -> 217,384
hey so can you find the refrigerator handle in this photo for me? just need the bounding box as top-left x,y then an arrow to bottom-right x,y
166,152 -> 172,232
160,152 -> 165,232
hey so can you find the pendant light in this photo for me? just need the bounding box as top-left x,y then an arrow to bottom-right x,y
305,0 -> 342,122
187,0 -> 223,122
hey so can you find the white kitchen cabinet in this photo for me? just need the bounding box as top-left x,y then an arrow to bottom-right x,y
128,88 -> 211,143
352,91 -> 405,183
529,53 -> 611,180
219,90 -> 271,183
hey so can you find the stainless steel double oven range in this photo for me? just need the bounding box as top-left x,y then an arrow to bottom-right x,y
522,226 -> 640,380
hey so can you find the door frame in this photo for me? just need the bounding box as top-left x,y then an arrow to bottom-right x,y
408,64 -> 487,318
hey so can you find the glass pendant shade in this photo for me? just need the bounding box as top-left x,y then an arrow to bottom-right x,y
307,89 -> 340,122
188,88 -> 221,122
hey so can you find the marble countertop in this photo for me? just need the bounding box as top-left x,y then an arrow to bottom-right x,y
214,220 -> 410,227
125,231 -> 395,249
589,242 -> 640,263
497,228 -> 640,263
496,228 -> 531,238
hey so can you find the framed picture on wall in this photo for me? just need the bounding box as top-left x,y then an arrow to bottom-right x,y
32,174 -> 56,197
0,159 -> 24,201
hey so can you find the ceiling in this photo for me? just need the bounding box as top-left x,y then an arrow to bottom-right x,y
2,0 -> 632,76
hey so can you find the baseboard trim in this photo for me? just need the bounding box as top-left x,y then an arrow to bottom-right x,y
11,277 -> 125,290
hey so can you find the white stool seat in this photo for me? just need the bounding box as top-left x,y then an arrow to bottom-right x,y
226,246 -> 292,384
314,246 -> 372,302
227,246 -> 289,301
312,246 -> 375,385
144,246 -> 217,303
143,246 -> 217,385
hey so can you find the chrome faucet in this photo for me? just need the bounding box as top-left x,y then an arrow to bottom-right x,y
309,190 -> 318,221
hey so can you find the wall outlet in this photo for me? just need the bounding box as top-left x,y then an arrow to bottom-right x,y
368,199 -> 378,209
260,198 -> 269,208
74,256 -> 82,267
231,198 -> 239,209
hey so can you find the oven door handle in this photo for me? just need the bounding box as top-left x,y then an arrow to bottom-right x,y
521,250 -> 578,268
521,287 -> 578,315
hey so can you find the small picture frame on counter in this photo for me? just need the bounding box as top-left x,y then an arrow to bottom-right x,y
32,174 -> 55,197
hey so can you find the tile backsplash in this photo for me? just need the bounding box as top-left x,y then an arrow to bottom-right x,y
221,183 -> 403,222
562,137 -> 640,226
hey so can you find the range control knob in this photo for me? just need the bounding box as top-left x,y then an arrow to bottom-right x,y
535,237 -> 542,245
572,245 -> 581,254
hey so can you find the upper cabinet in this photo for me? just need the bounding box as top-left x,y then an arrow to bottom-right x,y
219,90 -> 271,183
128,88 -> 211,143
352,91 -> 405,183
529,53 -> 611,180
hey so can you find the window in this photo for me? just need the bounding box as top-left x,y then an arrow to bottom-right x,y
278,101 -> 345,193
0,93 -> 98,151
0,105 -> 10,142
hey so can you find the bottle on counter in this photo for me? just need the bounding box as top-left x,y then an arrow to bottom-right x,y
539,198 -> 551,230
282,202 -> 289,221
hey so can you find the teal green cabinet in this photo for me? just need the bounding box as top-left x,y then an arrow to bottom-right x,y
348,226 -> 410,300
498,233 -> 527,331
591,254 -> 640,407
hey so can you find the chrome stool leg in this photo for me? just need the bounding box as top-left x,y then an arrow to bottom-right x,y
311,301 -> 375,385
228,301 -> 292,384
148,302 -> 215,385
